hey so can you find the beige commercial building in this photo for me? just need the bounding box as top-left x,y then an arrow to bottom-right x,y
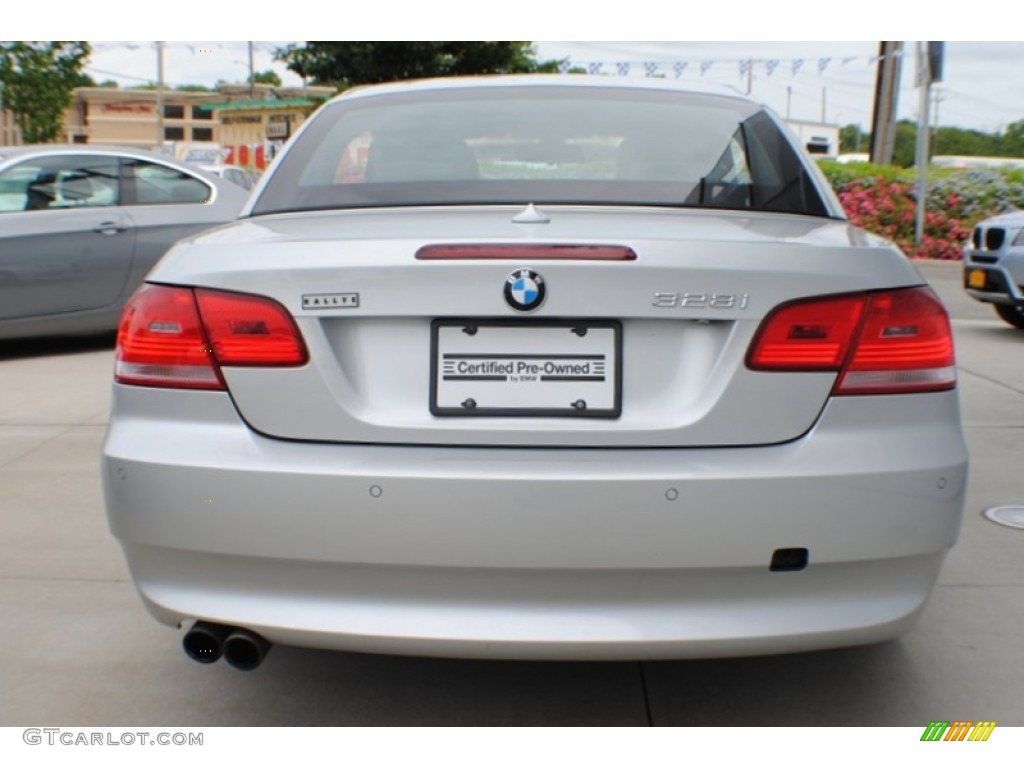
1,109 -> 21,146
62,86 -> 225,147
2,83 -> 332,169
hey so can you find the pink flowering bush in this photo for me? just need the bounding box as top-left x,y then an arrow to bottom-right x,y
836,179 -> 970,260
819,162 -> 1024,260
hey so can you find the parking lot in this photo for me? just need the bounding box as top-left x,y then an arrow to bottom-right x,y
1,259 -> 1021,727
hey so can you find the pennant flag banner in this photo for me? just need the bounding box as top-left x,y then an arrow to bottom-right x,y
868,49 -> 906,66
570,55 -> 878,79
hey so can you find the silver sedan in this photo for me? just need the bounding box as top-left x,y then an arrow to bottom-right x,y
101,76 -> 968,669
0,145 -> 247,340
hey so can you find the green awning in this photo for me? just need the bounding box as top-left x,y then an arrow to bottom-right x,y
197,98 -> 319,112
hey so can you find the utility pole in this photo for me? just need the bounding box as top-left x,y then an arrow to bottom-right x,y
821,87 -> 827,123
786,86 -> 792,119
248,41 -> 255,100
870,41 -> 903,165
155,41 -> 165,151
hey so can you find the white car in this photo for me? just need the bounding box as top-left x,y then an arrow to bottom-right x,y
102,76 -> 967,669
198,164 -> 259,191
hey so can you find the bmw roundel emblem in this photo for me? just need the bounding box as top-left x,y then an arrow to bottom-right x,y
504,268 -> 546,312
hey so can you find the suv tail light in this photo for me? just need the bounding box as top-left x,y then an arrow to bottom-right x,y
115,284 -> 307,390
747,287 -> 955,395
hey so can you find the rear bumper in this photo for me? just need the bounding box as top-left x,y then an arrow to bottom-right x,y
101,385 -> 968,660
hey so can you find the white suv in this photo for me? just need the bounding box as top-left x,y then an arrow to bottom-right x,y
963,210 -> 1024,328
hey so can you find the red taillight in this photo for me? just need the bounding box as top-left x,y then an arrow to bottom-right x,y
115,285 -> 223,389
747,287 -> 956,395
837,288 -> 956,395
115,284 -> 307,390
194,289 -> 308,366
746,295 -> 866,370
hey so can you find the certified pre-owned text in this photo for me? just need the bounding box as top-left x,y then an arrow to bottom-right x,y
454,360 -> 598,375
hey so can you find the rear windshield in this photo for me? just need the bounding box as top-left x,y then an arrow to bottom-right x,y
251,85 -> 831,218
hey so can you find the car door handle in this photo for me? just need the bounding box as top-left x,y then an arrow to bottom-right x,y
93,222 -> 126,235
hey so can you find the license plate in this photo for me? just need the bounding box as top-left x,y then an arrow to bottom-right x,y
969,269 -> 987,289
431,319 -> 621,417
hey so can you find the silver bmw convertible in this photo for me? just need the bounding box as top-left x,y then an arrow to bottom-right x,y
101,76 -> 968,669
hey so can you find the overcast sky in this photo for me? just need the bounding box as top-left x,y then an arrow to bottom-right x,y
81,40 -> 1024,134
16,2 -> 1021,134
535,42 -> 1024,134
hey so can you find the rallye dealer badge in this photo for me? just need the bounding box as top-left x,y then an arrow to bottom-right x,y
302,292 -> 360,310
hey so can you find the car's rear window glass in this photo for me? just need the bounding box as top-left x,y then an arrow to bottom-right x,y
252,85 -> 831,218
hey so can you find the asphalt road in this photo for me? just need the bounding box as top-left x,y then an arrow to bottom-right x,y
1,260 -> 1021,727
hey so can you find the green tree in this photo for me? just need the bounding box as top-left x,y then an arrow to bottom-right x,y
889,121 -> 1016,166
839,123 -> 869,153
0,41 -> 91,143
892,120 -> 918,167
277,41 -> 563,87
932,125 -> 1000,157
998,120 -> 1024,158
252,69 -> 282,87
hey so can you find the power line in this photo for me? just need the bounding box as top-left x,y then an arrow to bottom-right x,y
84,67 -> 151,83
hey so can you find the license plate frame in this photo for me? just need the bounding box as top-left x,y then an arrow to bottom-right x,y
430,319 -> 622,418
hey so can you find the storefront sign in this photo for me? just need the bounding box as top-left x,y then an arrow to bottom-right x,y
266,115 -> 292,140
100,102 -> 155,115
222,115 -> 263,125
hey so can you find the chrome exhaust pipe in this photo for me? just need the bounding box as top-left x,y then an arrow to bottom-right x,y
182,621 -> 230,664
223,628 -> 272,671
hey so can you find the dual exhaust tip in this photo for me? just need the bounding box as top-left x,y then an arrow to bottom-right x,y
183,622 -> 271,671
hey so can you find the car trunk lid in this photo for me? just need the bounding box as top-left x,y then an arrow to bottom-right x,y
147,205 -> 927,448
